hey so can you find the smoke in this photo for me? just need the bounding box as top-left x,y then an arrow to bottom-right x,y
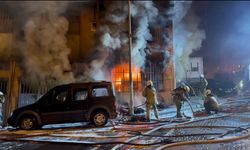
5,1 -> 74,87
131,1 -> 158,67
80,1 -> 159,82
1,1 -> 204,94
169,1 -> 206,81
0,35 -> 13,60
70,1 -> 161,106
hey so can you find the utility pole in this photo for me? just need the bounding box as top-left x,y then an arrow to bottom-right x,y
128,0 -> 134,115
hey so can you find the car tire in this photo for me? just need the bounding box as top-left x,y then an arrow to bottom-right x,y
19,115 -> 38,130
91,110 -> 108,127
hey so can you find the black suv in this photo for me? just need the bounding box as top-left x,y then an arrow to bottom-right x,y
8,81 -> 117,130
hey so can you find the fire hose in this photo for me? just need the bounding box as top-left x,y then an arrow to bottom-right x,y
134,102 -> 146,108
0,114 -> 239,148
0,125 -> 244,142
0,135 -> 174,146
184,99 -> 195,116
156,126 -> 250,150
112,115 -> 230,150
121,123 -> 250,149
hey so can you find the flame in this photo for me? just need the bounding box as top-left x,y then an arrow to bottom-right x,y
111,63 -> 142,92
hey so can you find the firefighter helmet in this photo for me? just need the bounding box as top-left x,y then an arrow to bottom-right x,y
183,85 -> 190,93
205,89 -> 211,96
146,80 -> 153,86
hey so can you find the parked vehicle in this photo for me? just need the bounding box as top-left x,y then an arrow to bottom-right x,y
8,81 -> 117,130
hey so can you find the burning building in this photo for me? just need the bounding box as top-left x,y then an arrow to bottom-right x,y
0,1 -> 206,125
66,1 -> 176,106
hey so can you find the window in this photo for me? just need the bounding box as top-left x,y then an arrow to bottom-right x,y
38,90 -> 53,106
111,63 -> 142,92
73,89 -> 88,101
92,87 -> 109,97
143,62 -> 164,91
54,89 -> 68,104
191,62 -> 199,72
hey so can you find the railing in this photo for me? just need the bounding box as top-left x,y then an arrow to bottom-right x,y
0,79 -> 8,95
18,81 -> 49,107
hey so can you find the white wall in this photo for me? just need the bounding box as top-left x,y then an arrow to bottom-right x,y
186,57 -> 204,79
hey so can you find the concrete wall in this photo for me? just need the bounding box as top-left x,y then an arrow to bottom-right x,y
67,8 -> 98,61
160,26 -> 175,105
0,33 -> 13,60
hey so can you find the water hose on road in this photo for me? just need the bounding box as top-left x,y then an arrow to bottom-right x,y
0,136 -> 174,146
184,100 -> 195,116
157,126 -> 250,150
134,102 -> 146,108
0,114 -> 237,149
0,125 -> 245,148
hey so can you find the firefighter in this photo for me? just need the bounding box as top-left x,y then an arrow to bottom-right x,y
200,74 -> 208,96
236,80 -> 244,96
204,89 -> 220,114
172,85 -> 190,118
142,80 -> 159,121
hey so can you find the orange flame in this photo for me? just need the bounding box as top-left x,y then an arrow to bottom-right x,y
111,63 -> 142,92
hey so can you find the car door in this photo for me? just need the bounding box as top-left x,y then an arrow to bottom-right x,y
89,85 -> 110,109
69,85 -> 89,121
39,86 -> 72,124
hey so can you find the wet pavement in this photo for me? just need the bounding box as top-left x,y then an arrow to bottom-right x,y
1,96 -> 250,150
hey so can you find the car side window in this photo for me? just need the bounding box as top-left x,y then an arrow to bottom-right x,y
54,89 -> 68,104
92,87 -> 109,97
38,90 -> 53,106
73,89 -> 88,101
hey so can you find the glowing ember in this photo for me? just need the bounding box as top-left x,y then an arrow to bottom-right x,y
111,63 -> 142,92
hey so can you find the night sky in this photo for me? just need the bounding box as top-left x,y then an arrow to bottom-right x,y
191,1 -> 250,77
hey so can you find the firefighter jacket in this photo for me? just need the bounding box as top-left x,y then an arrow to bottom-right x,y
172,87 -> 190,102
142,86 -> 158,105
204,94 -> 219,111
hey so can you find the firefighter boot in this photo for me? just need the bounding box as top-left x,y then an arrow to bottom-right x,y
146,104 -> 151,122
176,101 -> 182,118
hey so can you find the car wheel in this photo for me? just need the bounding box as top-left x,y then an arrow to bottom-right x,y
91,111 -> 108,127
19,115 -> 37,130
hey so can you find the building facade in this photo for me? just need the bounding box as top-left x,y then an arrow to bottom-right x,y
185,57 -> 204,79
0,1 -> 176,125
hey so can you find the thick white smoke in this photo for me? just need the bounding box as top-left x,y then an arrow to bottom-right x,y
81,1 -> 159,82
75,1 -> 160,105
3,1 -> 202,91
75,2 -> 128,81
170,1 -> 206,81
7,2 -> 74,87
131,1 -> 158,67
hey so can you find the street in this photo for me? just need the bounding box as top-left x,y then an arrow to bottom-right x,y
1,1 -> 250,150
1,96 -> 250,150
